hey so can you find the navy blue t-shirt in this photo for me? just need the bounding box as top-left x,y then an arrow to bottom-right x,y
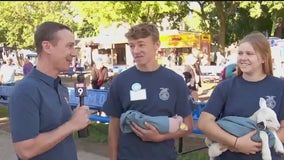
103,66 -> 193,160
204,75 -> 284,160
9,69 -> 77,160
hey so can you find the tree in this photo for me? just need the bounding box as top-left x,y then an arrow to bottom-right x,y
185,1 -> 240,52
106,1 -> 190,29
71,1 -> 190,36
2,1 -> 283,53
184,1 -> 284,52
226,2 -> 274,45
0,2 -> 75,49
246,1 -> 284,38
214,1 -> 240,52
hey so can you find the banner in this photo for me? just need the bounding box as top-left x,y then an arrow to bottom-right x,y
160,32 -> 211,49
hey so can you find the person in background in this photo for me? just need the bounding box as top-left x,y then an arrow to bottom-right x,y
220,63 -> 237,81
90,62 -> 109,89
9,21 -> 90,160
100,72 -> 118,90
23,57 -> 34,76
186,48 -> 202,88
0,57 -> 16,86
199,51 -> 210,66
103,23 -> 194,160
0,57 -> 16,100
98,62 -> 109,89
90,63 -> 100,89
216,51 -> 226,66
176,52 -> 183,66
183,64 -> 198,101
198,31 -> 284,159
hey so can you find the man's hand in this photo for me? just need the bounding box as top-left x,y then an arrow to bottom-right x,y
130,122 -> 163,142
68,105 -> 91,131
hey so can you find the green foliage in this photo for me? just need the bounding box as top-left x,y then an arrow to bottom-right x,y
226,1 -> 273,45
186,1 -> 284,51
0,1 -> 75,49
240,1 -> 262,18
1,1 -> 284,50
239,1 -> 284,38
70,1 -> 111,37
64,2 -> 190,37
191,1 -> 240,51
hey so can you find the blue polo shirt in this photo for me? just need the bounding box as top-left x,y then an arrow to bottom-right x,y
9,69 -> 77,160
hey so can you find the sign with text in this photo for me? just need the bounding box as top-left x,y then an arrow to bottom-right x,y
74,83 -> 87,97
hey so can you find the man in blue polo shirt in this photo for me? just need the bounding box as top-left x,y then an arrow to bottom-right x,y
8,21 -> 90,160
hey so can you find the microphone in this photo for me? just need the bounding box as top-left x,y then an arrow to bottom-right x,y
74,73 -> 89,138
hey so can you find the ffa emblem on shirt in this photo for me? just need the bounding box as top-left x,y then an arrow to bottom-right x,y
159,88 -> 169,101
265,96 -> 276,109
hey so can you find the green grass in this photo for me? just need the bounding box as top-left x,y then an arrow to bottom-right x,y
0,106 -> 9,117
74,122 -> 109,143
178,151 -> 209,160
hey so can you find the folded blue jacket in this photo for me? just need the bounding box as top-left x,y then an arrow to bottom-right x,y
120,110 -> 169,134
217,116 -> 275,147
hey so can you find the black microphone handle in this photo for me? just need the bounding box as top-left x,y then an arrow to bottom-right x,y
77,96 -> 89,138
79,96 -> 84,106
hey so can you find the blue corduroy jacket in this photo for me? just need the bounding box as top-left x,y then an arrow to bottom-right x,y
217,116 -> 275,147
120,110 -> 169,134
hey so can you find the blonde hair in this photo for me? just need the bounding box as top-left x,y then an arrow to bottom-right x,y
237,31 -> 273,76
125,23 -> 160,43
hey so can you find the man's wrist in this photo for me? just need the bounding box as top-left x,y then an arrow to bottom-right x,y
64,121 -> 76,133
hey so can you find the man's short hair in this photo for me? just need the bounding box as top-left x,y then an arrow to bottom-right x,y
34,21 -> 72,54
125,23 -> 160,42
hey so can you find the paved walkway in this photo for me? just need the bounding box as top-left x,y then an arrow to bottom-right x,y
0,130 -> 108,160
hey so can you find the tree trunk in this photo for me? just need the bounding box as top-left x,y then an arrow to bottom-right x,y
214,1 -> 240,53
218,20 -> 226,53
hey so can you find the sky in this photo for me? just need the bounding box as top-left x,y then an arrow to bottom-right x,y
190,2 -> 200,9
